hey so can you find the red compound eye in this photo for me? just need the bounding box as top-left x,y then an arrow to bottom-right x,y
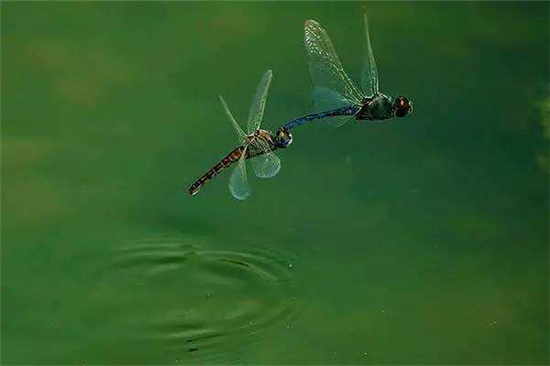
395,96 -> 412,118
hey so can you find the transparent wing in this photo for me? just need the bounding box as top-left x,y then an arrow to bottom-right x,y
220,95 -> 247,143
313,86 -> 357,127
312,86 -> 350,112
304,19 -> 363,111
247,70 -> 273,134
250,153 -> 281,179
229,147 -> 251,200
360,7 -> 379,96
326,115 -> 356,127
250,138 -> 281,178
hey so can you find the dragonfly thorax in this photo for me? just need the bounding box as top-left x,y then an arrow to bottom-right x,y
245,129 -> 274,156
249,129 -> 271,141
356,94 -> 394,121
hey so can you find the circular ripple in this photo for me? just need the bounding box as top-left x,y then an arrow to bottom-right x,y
98,233 -> 303,363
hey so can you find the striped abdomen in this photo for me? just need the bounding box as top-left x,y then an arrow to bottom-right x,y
188,146 -> 244,196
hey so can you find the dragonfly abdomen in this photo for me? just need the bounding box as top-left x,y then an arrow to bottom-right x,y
188,146 -> 244,196
283,105 -> 360,130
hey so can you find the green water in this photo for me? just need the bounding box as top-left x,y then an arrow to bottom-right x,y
2,2 -> 549,365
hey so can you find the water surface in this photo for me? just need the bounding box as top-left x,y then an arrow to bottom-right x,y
2,2 -> 549,364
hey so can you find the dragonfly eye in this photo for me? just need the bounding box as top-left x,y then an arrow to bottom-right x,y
274,127 -> 293,148
394,96 -> 412,118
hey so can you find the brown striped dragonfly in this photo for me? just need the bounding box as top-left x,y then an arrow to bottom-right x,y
188,70 -> 293,200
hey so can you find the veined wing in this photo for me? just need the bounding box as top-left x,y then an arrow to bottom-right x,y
250,137 -> 281,178
229,147 -> 251,200
220,95 -> 247,143
247,70 -> 273,134
324,114 -> 356,127
360,6 -> 379,96
304,19 -> 363,111
313,87 -> 357,127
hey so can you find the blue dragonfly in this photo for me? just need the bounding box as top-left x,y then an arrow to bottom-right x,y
284,8 -> 413,130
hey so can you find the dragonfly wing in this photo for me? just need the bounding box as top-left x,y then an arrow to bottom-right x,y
250,138 -> 281,178
327,114 -> 356,127
247,70 -> 273,134
304,19 -> 363,110
229,147 -> 251,200
312,86 -> 350,111
313,86 -> 356,127
250,153 -> 281,178
220,95 -> 247,143
360,7 -> 379,96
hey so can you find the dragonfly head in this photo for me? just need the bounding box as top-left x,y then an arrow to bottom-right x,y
393,96 -> 413,118
274,127 -> 293,149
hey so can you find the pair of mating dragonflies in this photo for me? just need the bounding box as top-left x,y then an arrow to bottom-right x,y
189,9 -> 413,200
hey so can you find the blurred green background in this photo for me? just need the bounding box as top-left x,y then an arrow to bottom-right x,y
2,1 -> 549,365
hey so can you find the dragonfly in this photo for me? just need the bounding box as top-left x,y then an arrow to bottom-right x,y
284,7 -> 413,131
188,70 -> 293,200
